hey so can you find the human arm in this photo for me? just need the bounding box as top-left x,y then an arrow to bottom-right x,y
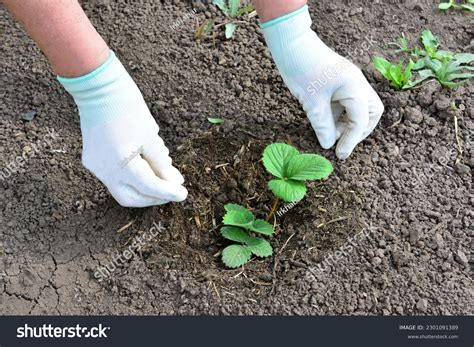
1,0 -> 187,207
252,0 -> 384,159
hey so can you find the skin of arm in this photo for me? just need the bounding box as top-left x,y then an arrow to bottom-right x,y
1,0 -> 109,77
252,0 -> 307,22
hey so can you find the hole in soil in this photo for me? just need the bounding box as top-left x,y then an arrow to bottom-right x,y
127,130 -> 365,285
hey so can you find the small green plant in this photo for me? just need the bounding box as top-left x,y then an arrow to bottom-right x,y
375,30 -> 474,90
420,30 -> 453,60
415,31 -> 473,87
417,53 -> 474,88
438,0 -> 474,11
387,34 -> 411,54
262,143 -> 333,203
373,58 -> 418,90
220,203 -> 274,268
196,0 -> 255,40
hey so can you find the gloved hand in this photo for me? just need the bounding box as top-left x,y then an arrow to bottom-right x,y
58,51 -> 188,207
261,5 -> 384,159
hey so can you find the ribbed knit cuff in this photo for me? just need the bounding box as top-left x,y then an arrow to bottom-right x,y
260,5 -> 312,48
57,51 -> 116,86
57,51 -> 138,129
260,5 -> 309,29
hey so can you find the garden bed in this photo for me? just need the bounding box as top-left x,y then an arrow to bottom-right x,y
0,0 -> 472,315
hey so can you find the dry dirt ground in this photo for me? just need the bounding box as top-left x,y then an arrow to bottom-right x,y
0,0 -> 472,315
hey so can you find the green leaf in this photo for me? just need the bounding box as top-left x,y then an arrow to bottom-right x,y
409,69 -> 434,87
221,226 -> 250,243
225,23 -> 237,39
438,2 -> 452,9
424,56 -> 442,72
387,36 -> 410,53
246,238 -> 273,257
213,0 -> 228,13
421,30 -> 439,57
262,143 -> 299,179
228,0 -> 241,16
412,59 -> 425,70
461,4 -> 474,11
286,153 -> 333,181
373,56 -> 392,78
453,53 -> 474,65
447,73 -> 474,81
268,179 -> 307,203
223,210 -> 254,227
250,219 -> 274,236
207,117 -> 225,124
224,203 -> 252,215
403,60 -> 415,81
439,80 -> 465,88
237,4 -> 255,16
222,245 -> 251,268
388,64 -> 404,90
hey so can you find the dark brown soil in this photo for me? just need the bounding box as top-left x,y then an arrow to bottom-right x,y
0,0 -> 472,315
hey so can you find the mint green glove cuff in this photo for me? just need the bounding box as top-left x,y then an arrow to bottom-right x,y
260,5 -> 309,29
57,51 -> 115,85
57,50 -> 137,129
260,5 -> 315,77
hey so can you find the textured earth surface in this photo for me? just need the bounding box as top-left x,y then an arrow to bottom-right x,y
0,0 -> 472,315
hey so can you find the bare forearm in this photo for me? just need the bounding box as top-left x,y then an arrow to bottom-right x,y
1,0 -> 109,77
251,0 -> 307,22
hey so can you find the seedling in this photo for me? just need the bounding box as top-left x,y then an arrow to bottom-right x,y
262,143 -> 332,221
376,30 -> 474,89
387,34 -> 412,54
388,34 -> 424,60
420,30 -> 454,61
196,0 -> 256,40
439,0 -> 459,10
373,58 -> 419,90
417,53 -> 474,88
220,203 -> 274,268
438,0 -> 474,11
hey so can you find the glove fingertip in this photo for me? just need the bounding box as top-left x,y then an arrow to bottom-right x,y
161,166 -> 185,185
168,184 -> 188,202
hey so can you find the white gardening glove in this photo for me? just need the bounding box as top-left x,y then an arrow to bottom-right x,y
261,5 -> 384,159
58,51 -> 188,207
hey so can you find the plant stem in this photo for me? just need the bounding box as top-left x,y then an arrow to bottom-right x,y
214,20 -> 251,30
266,197 -> 280,222
453,113 -> 463,164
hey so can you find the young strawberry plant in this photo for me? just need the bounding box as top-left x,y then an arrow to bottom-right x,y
220,203 -> 274,268
376,30 -> 474,90
196,0 -> 256,40
262,143 -> 333,219
414,31 -> 473,87
373,58 -> 418,90
438,0 -> 473,11
420,30 -> 453,61
417,53 -> 474,88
